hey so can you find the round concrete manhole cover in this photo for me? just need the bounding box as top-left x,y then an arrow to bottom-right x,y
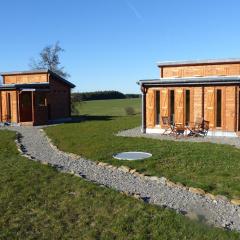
113,152 -> 152,160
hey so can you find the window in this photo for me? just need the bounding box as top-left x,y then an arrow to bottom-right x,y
185,90 -> 190,125
155,91 -> 160,125
170,90 -> 175,123
216,89 -> 222,127
36,94 -> 46,107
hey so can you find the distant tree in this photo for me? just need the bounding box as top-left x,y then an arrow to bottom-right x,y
29,42 -> 69,78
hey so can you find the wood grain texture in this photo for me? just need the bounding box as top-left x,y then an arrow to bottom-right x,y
204,87 -> 215,129
146,89 -> 155,128
160,88 -> 169,125
4,73 -> 48,84
162,63 -> 240,78
225,86 -> 236,131
175,88 -> 184,124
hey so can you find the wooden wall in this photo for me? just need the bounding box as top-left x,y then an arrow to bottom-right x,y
3,73 -> 48,84
0,90 -> 18,123
161,63 -> 240,78
145,86 -> 238,132
47,76 -> 71,120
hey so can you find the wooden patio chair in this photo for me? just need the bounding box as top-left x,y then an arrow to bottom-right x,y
174,124 -> 186,138
161,116 -> 175,135
198,120 -> 210,137
188,118 -> 209,137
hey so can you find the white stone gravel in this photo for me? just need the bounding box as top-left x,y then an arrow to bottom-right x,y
1,126 -> 240,232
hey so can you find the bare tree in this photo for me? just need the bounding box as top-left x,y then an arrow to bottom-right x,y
29,42 -> 70,78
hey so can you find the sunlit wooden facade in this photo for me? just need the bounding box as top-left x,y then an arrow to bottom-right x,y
139,59 -> 240,137
0,70 -> 75,125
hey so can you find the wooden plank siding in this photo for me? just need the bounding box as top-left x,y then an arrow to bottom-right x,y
225,86 -> 236,132
174,88 -> 184,125
145,86 -> 238,132
146,89 -> 155,128
0,90 -> 18,123
160,88 -> 169,124
3,74 -> 48,84
162,63 -> 240,78
0,71 -> 73,125
47,75 -> 71,120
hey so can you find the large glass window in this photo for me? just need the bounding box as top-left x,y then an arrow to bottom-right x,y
155,91 -> 160,125
170,90 -> 175,123
185,90 -> 190,125
216,89 -> 222,127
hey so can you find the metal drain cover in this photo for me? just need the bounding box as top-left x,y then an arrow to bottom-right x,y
113,151 -> 152,160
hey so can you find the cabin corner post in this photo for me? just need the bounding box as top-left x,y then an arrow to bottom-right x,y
141,85 -> 147,133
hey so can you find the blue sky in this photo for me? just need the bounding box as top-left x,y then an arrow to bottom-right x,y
1,0 -> 240,93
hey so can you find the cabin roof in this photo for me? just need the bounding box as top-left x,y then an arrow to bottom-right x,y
0,69 -> 75,88
0,82 -> 50,90
139,75 -> 240,86
157,58 -> 240,67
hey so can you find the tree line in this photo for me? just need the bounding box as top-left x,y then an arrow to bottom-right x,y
72,91 -> 140,102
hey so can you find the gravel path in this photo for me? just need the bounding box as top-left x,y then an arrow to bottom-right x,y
2,126 -> 240,232
117,127 -> 240,148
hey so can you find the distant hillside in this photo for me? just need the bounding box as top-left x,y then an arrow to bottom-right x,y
72,91 -> 140,102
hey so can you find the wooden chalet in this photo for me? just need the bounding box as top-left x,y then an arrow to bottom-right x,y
0,70 -> 75,125
139,59 -> 240,137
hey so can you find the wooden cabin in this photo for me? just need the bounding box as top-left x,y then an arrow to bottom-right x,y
139,59 -> 240,137
0,70 -> 75,125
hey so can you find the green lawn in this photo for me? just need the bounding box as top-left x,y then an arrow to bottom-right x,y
1,130 -> 239,239
46,99 -> 240,199
75,98 -> 141,116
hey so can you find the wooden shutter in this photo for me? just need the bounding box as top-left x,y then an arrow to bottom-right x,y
204,87 -> 215,128
225,86 -> 236,131
175,88 -> 184,124
146,89 -> 155,128
160,89 -> 169,125
193,87 -> 203,121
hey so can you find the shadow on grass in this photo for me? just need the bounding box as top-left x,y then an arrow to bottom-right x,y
68,115 -> 116,123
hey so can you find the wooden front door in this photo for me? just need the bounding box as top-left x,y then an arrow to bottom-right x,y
20,92 -> 33,122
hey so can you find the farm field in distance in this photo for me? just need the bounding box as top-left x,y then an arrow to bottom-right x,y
74,98 -> 141,116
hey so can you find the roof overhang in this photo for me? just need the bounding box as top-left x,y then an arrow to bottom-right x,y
157,58 -> 240,67
138,76 -> 240,87
0,82 -> 50,91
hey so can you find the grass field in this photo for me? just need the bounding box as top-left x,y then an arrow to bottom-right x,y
1,130 -> 239,239
46,99 -> 240,199
74,98 -> 141,116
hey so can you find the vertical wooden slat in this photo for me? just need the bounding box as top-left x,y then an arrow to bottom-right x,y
175,88 -> 184,124
160,88 -> 169,124
204,87 -> 215,128
146,89 -> 155,128
225,86 -> 236,132
193,87 -> 203,121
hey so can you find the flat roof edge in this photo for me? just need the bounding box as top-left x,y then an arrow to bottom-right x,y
157,58 -> 240,67
139,76 -> 240,85
0,69 -> 49,76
